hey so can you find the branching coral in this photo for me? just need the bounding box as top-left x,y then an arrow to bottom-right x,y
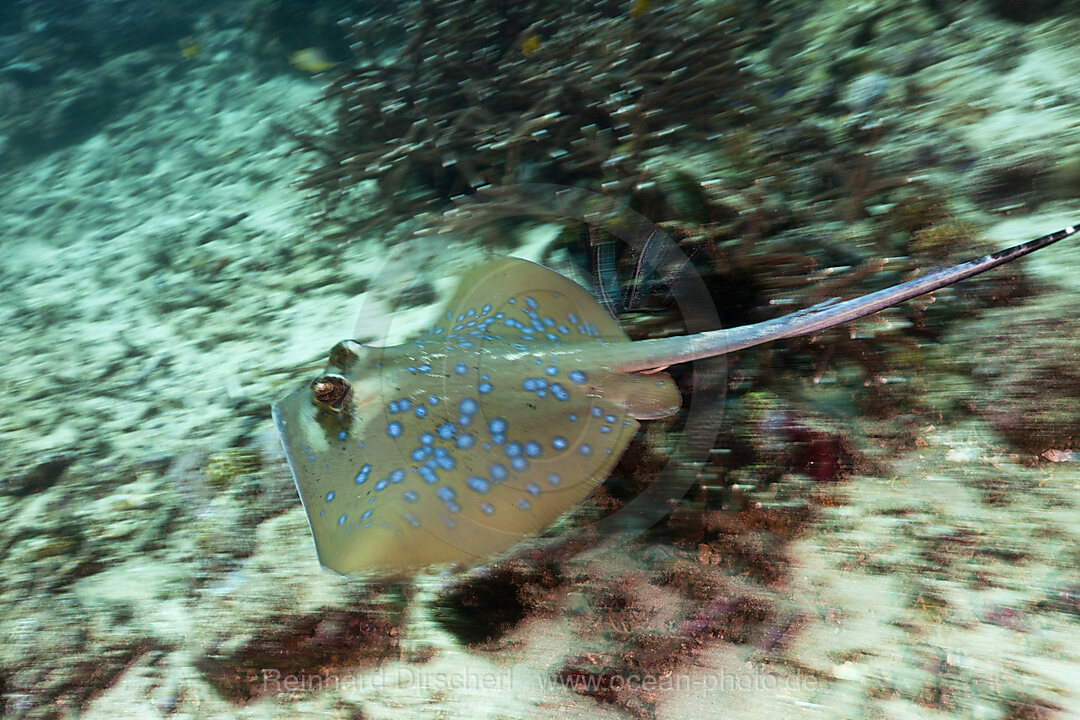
292,0 -> 757,230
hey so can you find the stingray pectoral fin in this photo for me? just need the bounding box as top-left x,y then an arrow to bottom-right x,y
594,369 -> 682,420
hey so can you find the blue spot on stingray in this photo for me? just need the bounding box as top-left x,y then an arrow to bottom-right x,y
525,296 -> 538,309
458,414 -> 471,427
600,426 -> 611,434
437,486 -> 456,502
455,362 -> 468,375
548,473 -> 561,486
338,514 -> 347,526
482,303 -> 492,314
524,441 -> 542,457
411,448 -> 427,461
467,476 -> 490,494
429,396 -> 439,405
545,366 -> 558,376
478,381 -> 493,394
491,463 -> 508,481
569,370 -> 587,384
420,465 -> 438,484
403,490 -> 418,502
404,513 -> 420,528
516,498 -> 532,510
355,464 -> 371,484
511,457 -> 528,471
375,478 -> 388,491
505,442 -> 522,458
388,401 -> 399,413
480,502 -> 494,515
456,433 -> 475,449
326,491 -> 335,502
390,469 -> 405,483
361,509 -> 373,520
526,483 -> 540,496
591,406 -> 603,418
605,414 -> 617,423
489,417 -> 507,434
459,398 -> 478,415
552,436 -> 568,450
338,430 -> 347,440
579,444 -> 592,456
568,413 -> 578,421
387,421 -> 403,438
399,398 -> 412,411
551,383 -> 569,401
418,364 -> 431,373
415,405 -> 427,418
420,432 -> 434,445
437,423 -> 455,440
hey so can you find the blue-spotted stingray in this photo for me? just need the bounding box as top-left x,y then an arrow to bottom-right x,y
273,224 -> 1076,576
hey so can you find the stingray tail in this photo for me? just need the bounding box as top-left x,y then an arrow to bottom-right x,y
605,223 -> 1077,373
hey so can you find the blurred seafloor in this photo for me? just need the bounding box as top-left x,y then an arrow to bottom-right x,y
1,1 -> 1079,719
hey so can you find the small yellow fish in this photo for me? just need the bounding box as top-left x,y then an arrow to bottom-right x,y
521,33 -> 541,57
288,47 -> 336,74
629,0 -> 652,18
179,37 -> 200,58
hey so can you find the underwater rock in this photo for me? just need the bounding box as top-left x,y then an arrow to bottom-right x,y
844,71 -> 890,112
22,0 -> 202,58
433,562 -> 564,645
983,0 -> 1066,22
972,153 -> 1053,214
197,607 -> 397,703
1,453 -> 75,497
0,592 -> 157,720
0,51 -> 156,160
202,447 -> 261,488
952,295 -> 1080,454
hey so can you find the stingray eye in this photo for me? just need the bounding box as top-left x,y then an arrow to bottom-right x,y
311,374 -> 351,410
